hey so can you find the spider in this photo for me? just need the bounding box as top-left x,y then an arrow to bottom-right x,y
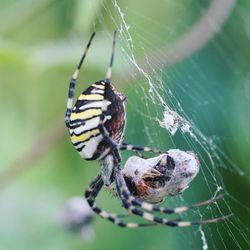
65,31 -> 231,227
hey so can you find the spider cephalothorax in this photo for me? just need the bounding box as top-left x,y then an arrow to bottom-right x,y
65,31 -> 231,228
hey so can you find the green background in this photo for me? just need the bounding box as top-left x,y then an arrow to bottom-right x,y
0,0 -> 249,249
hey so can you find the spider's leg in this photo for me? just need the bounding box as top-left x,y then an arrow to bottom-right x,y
104,30 -> 117,84
98,114 -> 121,162
114,166 -> 232,227
85,173 -> 157,228
65,32 -> 96,127
121,145 -> 227,214
121,147 -> 227,214
121,143 -> 164,155
135,151 -> 147,159
123,191 -> 228,215
98,116 -> 118,148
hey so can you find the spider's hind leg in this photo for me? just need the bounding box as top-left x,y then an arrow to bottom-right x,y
114,166 -> 232,227
85,172 -> 156,228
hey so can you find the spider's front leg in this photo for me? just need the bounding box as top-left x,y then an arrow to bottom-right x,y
84,172 -> 156,228
98,113 -> 122,162
65,32 -> 96,127
120,143 -> 164,157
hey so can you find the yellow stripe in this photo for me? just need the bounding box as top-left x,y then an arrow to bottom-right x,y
92,84 -> 105,89
70,109 -> 102,120
78,94 -> 104,100
71,129 -> 100,143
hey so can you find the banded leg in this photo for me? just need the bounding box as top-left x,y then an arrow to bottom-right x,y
105,30 -> 117,84
98,115 -> 118,148
65,32 -> 96,127
135,151 -> 147,159
85,173 -> 156,228
114,166 -> 232,227
120,143 -> 164,155
120,146 -> 228,214
122,190 -> 228,215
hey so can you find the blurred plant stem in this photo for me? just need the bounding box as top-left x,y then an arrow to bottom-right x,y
0,118 -> 65,189
126,0 -> 236,80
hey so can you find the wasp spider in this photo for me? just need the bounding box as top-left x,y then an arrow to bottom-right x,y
65,31 -> 231,227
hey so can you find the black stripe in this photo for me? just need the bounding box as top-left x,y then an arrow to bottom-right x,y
70,120 -> 101,136
93,206 -> 101,214
107,216 -> 115,223
69,114 -> 102,128
71,126 -> 100,137
130,207 -> 143,217
165,221 -> 179,227
153,217 -> 163,224
74,98 -> 103,107
120,145 -> 144,151
85,189 -> 92,197
153,207 -> 173,214
104,30 -> 117,83
86,198 -> 94,207
117,222 -> 126,227
71,125 -> 99,136
69,120 -> 85,129
68,80 -> 76,98
92,82 -> 105,87
72,132 -> 102,146
76,32 -> 96,70
79,84 -> 104,95
72,107 -> 102,114
76,144 -> 85,152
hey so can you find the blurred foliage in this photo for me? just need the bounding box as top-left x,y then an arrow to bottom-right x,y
0,0 -> 249,250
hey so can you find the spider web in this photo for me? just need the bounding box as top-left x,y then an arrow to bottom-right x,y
0,0 -> 248,249
88,1 -> 249,249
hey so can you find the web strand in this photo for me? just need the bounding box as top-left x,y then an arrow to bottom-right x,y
91,1 -> 250,249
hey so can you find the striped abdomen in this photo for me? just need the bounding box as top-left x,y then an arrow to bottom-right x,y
69,80 -> 126,160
